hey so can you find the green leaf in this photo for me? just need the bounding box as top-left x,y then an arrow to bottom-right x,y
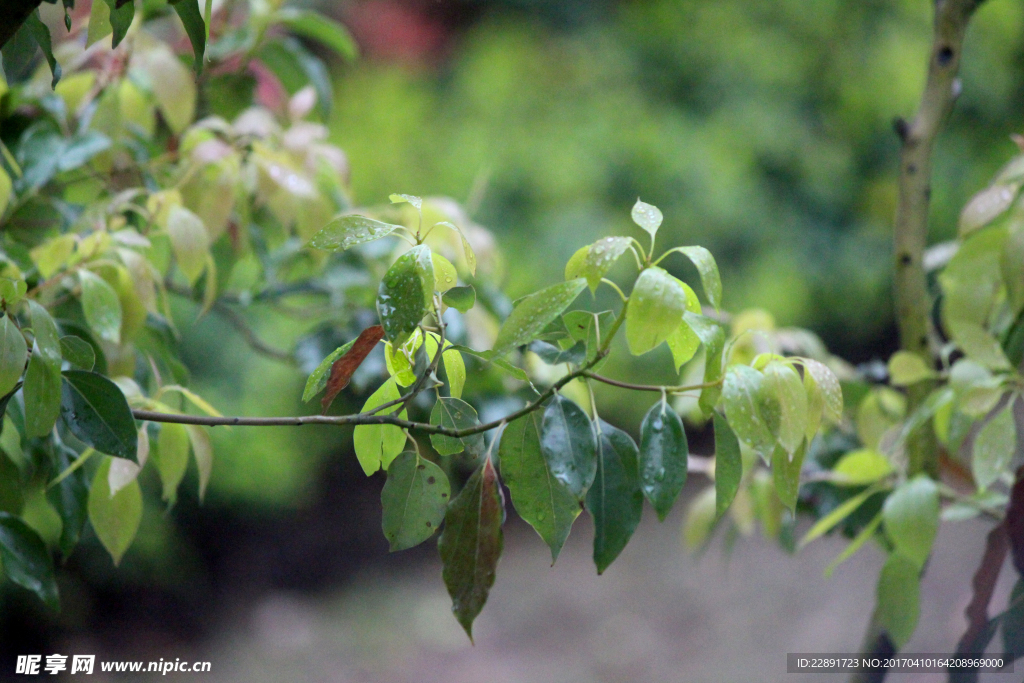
102,0 -> 134,48
79,270 -> 123,344
799,484 -> 880,549
26,11 -> 61,87
722,365 -> 774,456
682,486 -> 718,550
562,309 -> 615,370
824,512 -> 882,577
673,246 -> 722,310
274,8 -> 358,60
46,447 -> 88,559
501,411 -> 580,563
540,395 -> 597,501
0,315 -> 27,398
631,199 -> 662,239
438,457 -> 504,641
132,39 -> 195,134
771,440 -> 806,512
888,351 -> 937,386
442,346 -> 465,399
0,278 -> 26,309
88,457 -> 142,566
565,236 -> 633,293
800,359 -> 843,423
832,449 -> 892,486
429,397 -> 484,456
432,253 -> 459,293
381,452 -> 450,552
184,425 -> 212,501
353,379 -> 406,475
166,205 -> 209,285
685,312 -> 726,415
450,344 -> 530,382
389,193 -> 422,210
377,245 -> 434,343
973,404 -> 1017,492
0,512 -> 59,610
308,215 -> 403,251
443,285 -> 476,313
625,267 -> 687,355
882,475 -> 939,569
761,360 -> 808,455
60,371 -> 137,461
959,182 -> 1020,237
529,340 -> 586,366
638,398 -> 688,521
666,319 -> 700,371
169,0 -> 206,71
876,553 -> 920,648
23,301 -> 62,439
713,413 -> 741,518
303,340 -> 355,402
58,131 -> 110,172
493,279 -> 586,355
87,0 -> 113,46
586,420 -> 643,573
155,422 -> 189,502
59,336 -> 95,371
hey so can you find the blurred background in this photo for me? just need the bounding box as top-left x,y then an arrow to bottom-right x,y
4,0 -> 1024,680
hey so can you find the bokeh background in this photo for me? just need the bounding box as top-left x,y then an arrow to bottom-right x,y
4,0 -> 1024,680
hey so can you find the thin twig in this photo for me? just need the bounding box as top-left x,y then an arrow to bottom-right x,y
583,371 -> 723,394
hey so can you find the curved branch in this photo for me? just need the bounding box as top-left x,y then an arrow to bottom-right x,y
582,371 -> 722,395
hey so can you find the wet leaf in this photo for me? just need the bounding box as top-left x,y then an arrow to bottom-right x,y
432,253 -> 459,292
666,318 -> 700,370
501,411 -> 580,563
79,270 -> 123,344
353,379 -> 406,475
0,512 -> 58,610
381,452 -> 449,551
0,315 -> 27,398
438,457 -> 504,641
493,279 -> 586,355
631,199 -> 662,238
639,398 -> 688,520
60,371 -> 137,461
429,397 -> 484,456
625,267 -> 687,355
800,359 -> 843,423
772,441 -> 806,512
88,457 -> 142,565
673,246 -> 722,310
540,394 -> 597,501
713,413 -> 741,518
564,236 -> 633,293
876,553 -> 920,648
686,312 -> 725,414
586,420 -> 643,573
303,340 -> 355,402
376,245 -> 434,343
308,215 -> 403,251
722,365 -> 774,456
761,360 -> 807,455
24,301 -> 62,439
883,475 -> 939,569
443,285 -> 476,313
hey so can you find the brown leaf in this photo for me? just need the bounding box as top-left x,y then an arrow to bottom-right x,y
321,325 -> 385,414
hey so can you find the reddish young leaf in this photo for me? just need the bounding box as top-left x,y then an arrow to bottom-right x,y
321,325 -> 385,413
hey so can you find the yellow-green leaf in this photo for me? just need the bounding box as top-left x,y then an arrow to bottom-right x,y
88,457 -> 142,566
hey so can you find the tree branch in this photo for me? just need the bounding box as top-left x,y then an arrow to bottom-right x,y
582,371 -> 722,394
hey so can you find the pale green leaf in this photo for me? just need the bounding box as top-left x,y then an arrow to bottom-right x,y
625,267 -> 687,355
0,315 -> 27,398
972,404 -> 1016,492
674,246 -> 722,310
882,475 -> 939,569
88,457 -> 142,566
631,199 -> 662,238
761,360 -> 807,455
166,205 -> 209,285
24,301 -> 62,439
565,237 -> 633,293
876,553 -> 920,648
79,270 -> 123,344
432,252 -> 458,292
185,425 -> 213,501
155,422 -> 189,502
308,215 -> 403,251
832,449 -> 893,486
353,379 -> 407,475
799,484 -> 880,548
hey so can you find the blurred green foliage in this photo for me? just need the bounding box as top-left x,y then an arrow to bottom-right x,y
329,0 -> 1024,361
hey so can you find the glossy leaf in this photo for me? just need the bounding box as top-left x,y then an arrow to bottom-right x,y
713,413 -> 742,518
801,358 -> 843,423
639,398 -> 688,521
772,441 -> 806,512
666,318 -> 700,370
156,422 -> 190,503
26,11 -> 60,87
429,397 -> 485,456
882,475 -> 939,569
562,309 -> 615,370
761,360 -> 808,455
0,315 -> 27,398
46,447 -> 87,559
685,312 -> 725,414
302,340 -> 355,402
102,0 -> 134,49
540,394 -> 597,501
0,512 -> 59,610
722,365 -> 774,456
564,236 -> 633,293
441,345 -> 466,399
377,245 -> 434,343
674,246 -> 722,309
443,285 -> 476,313
353,379 -> 406,475
308,215 -> 403,251
631,199 -> 663,238
973,404 -> 1017,492
169,0 -> 207,70
493,279 -> 586,355
59,336 -> 95,371
381,452 -> 450,551
24,301 -> 62,439
79,270 -> 123,344
625,267 -> 687,355
500,411 -> 580,562
88,458 -> 142,566
876,553 -> 921,648
432,253 -> 459,292
60,371 -> 137,461
586,420 -> 643,573
438,457 -> 504,641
